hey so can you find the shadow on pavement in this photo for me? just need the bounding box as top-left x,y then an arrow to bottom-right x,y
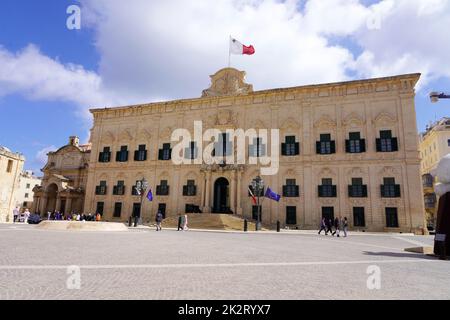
363,251 -> 440,260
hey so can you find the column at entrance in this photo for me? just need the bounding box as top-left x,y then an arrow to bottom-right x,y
65,197 -> 73,215
40,196 -> 48,215
55,196 -> 62,213
230,171 -> 236,214
236,169 -> 243,216
203,172 -> 212,213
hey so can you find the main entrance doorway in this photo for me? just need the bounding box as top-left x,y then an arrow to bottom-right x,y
213,177 -> 230,213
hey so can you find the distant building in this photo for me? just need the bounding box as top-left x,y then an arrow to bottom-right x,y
14,170 -> 42,210
0,146 -> 25,222
32,136 -> 91,215
419,117 -> 450,226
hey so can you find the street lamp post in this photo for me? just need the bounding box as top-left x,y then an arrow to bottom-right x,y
251,176 -> 264,231
430,92 -> 450,103
134,177 -> 149,227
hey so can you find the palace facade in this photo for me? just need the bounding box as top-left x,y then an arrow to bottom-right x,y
82,68 -> 427,234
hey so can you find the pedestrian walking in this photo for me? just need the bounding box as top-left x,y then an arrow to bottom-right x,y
13,207 -> 19,223
332,217 -> 340,237
155,211 -> 163,231
318,218 -> 327,235
24,209 -> 30,223
325,218 -> 333,235
96,213 -> 101,222
183,214 -> 188,231
177,215 -> 183,231
343,217 -> 348,237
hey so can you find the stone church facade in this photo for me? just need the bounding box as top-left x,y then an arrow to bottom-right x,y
82,68 -> 426,234
32,137 -> 90,216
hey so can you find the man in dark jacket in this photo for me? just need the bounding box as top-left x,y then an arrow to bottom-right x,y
332,217 -> 340,237
155,211 -> 163,231
325,218 -> 333,235
177,215 -> 183,231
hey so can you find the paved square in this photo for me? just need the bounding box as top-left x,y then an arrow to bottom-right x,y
0,223 -> 448,300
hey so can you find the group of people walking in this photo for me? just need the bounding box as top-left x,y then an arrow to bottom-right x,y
154,212 -> 189,231
318,217 -> 348,237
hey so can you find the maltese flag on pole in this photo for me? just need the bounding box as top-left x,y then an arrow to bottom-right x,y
230,37 -> 255,55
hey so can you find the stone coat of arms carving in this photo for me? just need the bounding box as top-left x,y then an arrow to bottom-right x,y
202,68 -> 253,97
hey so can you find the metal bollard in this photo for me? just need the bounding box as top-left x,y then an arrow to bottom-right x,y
277,220 -> 281,232
244,219 -> 248,232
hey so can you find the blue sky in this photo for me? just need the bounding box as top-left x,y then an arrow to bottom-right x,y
1,0 -> 449,174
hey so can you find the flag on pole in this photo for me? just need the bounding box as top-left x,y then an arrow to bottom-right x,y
248,187 -> 257,205
230,37 -> 255,55
146,188 -> 153,202
265,187 -> 281,202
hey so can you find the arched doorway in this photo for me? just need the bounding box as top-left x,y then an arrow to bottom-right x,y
213,177 -> 230,213
46,184 -> 58,213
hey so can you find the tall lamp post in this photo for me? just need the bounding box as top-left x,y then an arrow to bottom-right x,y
134,177 -> 149,227
430,92 -> 450,103
251,176 -> 264,231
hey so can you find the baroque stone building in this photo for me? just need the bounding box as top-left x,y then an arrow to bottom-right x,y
32,137 -> 90,215
0,146 -> 25,222
84,68 -> 426,234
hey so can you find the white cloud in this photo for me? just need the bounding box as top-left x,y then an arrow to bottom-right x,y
1,0 -> 450,117
35,145 -> 57,167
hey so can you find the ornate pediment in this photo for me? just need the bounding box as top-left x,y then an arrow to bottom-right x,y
119,129 -> 133,142
379,166 -> 400,176
202,68 -> 253,97
314,115 -> 337,129
160,127 -> 173,140
138,128 -> 152,141
101,131 -> 115,144
281,119 -> 300,131
342,112 -> 365,128
373,112 -> 397,126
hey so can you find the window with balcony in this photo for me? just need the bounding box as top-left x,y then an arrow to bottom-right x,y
183,180 -> 197,196
348,178 -> 368,198
113,181 -> 125,195
95,181 -> 107,195
213,133 -> 233,158
316,134 -> 336,155
156,180 -> 169,196
98,147 -> 111,163
282,136 -> 300,156
376,130 -> 398,152
134,145 -> 147,161
283,179 -> 300,197
318,178 -> 337,197
158,143 -> 172,161
184,142 -> 198,160
381,178 -> 401,198
116,146 -> 129,162
249,137 -> 266,157
346,132 -> 366,153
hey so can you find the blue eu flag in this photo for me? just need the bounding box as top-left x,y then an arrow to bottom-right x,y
147,188 -> 153,202
265,187 -> 281,202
